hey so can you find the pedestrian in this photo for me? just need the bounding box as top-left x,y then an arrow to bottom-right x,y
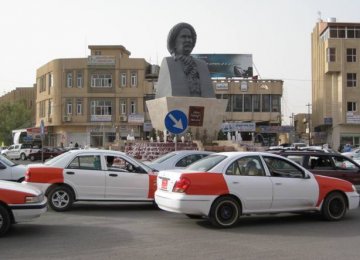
75,142 -> 79,148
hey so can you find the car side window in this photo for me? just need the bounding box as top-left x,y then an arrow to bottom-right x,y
263,156 -> 304,178
67,155 -> 101,170
175,154 -> 204,167
333,156 -> 359,170
105,156 -> 139,173
226,156 -> 265,176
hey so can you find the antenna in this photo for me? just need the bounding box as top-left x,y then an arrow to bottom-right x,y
317,11 -> 322,22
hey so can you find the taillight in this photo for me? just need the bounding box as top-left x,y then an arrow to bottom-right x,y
25,169 -> 31,182
173,177 -> 191,193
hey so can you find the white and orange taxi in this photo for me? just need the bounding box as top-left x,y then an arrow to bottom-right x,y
24,149 -> 157,211
0,180 -> 47,236
155,152 -> 360,228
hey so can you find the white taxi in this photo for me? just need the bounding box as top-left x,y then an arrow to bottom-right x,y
24,149 -> 157,211
155,152 -> 360,228
0,180 -> 47,236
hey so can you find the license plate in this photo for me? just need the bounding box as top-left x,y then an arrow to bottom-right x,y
161,178 -> 168,190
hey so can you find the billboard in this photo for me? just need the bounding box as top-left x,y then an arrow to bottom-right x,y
192,54 -> 253,78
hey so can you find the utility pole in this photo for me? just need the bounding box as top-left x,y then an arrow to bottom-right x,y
306,103 -> 312,145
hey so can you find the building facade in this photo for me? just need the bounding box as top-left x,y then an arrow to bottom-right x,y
312,18 -> 360,150
35,45 -> 158,148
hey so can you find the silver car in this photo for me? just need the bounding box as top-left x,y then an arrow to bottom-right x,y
0,155 -> 28,182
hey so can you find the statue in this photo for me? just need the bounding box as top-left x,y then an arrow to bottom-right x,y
155,22 -> 215,98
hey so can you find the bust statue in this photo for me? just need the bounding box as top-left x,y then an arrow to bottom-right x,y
155,22 -> 215,98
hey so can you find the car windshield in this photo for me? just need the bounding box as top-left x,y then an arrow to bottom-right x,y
0,155 -> 16,166
186,154 -> 226,171
44,151 -> 69,165
150,152 -> 177,164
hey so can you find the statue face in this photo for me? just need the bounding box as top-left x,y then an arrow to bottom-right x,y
174,28 -> 193,56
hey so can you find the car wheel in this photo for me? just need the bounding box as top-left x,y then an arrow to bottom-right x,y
0,205 -> 11,237
30,155 -> 35,161
186,214 -> 203,219
209,196 -> 241,228
48,186 -> 74,212
20,153 -> 26,160
321,192 -> 347,221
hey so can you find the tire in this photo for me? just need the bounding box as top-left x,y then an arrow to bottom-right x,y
0,205 -> 11,237
20,153 -> 26,160
48,186 -> 74,212
30,155 -> 35,161
186,214 -> 203,219
321,192 -> 347,221
209,196 -> 241,228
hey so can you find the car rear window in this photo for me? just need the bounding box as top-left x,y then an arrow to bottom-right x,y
186,154 -> 226,172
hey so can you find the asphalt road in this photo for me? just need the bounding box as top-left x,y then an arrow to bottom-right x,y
1,202 -> 360,260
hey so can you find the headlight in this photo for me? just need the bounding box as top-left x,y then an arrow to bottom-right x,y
25,193 -> 44,203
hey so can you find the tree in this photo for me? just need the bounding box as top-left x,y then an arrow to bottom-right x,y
0,101 -> 32,145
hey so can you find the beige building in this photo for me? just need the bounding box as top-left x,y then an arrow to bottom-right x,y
35,45 -> 283,148
35,45 -> 157,148
312,18 -> 360,150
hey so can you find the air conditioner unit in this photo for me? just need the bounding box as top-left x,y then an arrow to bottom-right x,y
120,115 -> 127,122
63,116 -> 72,122
47,117 -> 52,123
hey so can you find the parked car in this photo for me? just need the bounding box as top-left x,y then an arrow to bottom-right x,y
144,150 -> 213,171
0,155 -> 28,182
155,152 -> 359,228
24,149 -> 157,211
28,147 -> 65,161
0,180 -> 47,236
270,149 -> 360,192
4,143 -> 39,160
342,147 -> 360,159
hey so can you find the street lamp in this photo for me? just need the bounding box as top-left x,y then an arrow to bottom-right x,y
306,103 -> 312,145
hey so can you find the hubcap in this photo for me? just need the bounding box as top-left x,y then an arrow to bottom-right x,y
52,191 -> 70,208
0,215 -> 3,228
216,201 -> 238,225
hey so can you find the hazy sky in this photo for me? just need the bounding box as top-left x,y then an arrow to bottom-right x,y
1,0 -> 359,124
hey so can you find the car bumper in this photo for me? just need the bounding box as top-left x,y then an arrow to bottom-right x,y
155,190 -> 216,216
346,191 -> 360,210
9,197 -> 48,223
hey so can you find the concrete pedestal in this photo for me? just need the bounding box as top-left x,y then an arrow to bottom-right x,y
146,96 -> 227,142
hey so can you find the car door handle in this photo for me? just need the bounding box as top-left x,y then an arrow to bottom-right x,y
109,173 -> 118,177
275,183 -> 282,185
232,181 -> 239,184
66,171 -> 75,175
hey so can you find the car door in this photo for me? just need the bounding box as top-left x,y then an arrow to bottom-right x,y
65,154 -> 106,199
331,155 -> 360,187
224,155 -> 273,211
5,145 -> 16,159
263,155 -> 318,210
104,155 -> 150,200
0,161 -> 11,180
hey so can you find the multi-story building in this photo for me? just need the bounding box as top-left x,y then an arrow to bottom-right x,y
35,45 -> 158,148
312,18 -> 360,150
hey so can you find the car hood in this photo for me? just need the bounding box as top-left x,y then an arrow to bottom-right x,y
0,180 -> 42,196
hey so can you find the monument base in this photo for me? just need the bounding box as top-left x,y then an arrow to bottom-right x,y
146,96 -> 227,142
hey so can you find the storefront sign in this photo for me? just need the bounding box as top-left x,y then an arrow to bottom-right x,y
188,106 -> 204,127
128,114 -> 144,124
221,122 -> 256,132
87,55 -> 116,66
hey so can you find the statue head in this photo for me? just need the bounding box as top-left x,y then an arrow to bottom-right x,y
167,22 -> 197,56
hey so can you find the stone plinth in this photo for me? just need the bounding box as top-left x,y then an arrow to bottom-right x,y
146,96 -> 227,142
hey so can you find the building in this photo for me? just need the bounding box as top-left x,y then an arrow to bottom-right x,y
35,45 -> 158,148
312,18 -> 360,150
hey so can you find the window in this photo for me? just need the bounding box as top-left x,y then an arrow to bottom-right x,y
48,100 -> 52,116
347,73 -> 357,87
347,102 -> 357,112
76,72 -> 83,88
68,155 -> 101,170
263,156 -> 304,178
252,95 -> 260,112
38,76 -> 46,93
48,73 -> 53,88
262,94 -> 271,112
347,48 -> 356,62
76,98 -> 83,115
130,100 -> 136,114
327,47 -> 336,62
39,100 -> 46,117
244,95 -> 252,112
175,154 -> 209,168
66,72 -> 73,88
120,99 -> 127,115
121,72 -> 127,87
91,100 -> 112,115
225,156 -> 265,176
232,94 -> 243,112
271,95 -> 281,112
91,73 -> 112,88
308,156 -> 333,170
131,72 -> 137,87
66,101 -> 73,115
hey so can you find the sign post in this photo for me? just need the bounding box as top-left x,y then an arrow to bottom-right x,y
164,110 -> 188,151
40,119 -> 45,162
